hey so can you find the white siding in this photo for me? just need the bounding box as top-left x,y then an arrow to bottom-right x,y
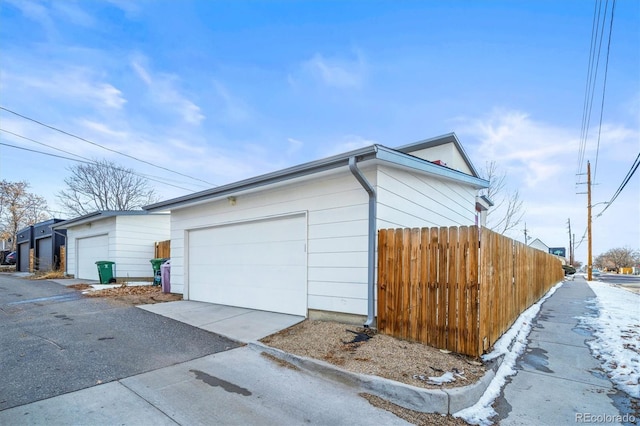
114,215 -> 170,278
407,142 -> 474,175
170,168 -> 374,315
65,217 -> 115,278
64,214 -> 170,280
376,165 -> 477,229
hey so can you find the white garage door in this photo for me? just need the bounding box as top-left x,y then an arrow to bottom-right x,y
77,235 -> 109,280
188,215 -> 307,316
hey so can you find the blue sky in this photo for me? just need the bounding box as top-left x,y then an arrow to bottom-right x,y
1,0 -> 638,264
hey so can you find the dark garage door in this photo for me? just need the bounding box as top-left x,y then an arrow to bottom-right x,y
37,237 -> 52,271
18,242 -> 29,272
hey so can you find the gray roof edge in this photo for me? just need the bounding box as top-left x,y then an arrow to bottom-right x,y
146,142 -> 488,213
394,132 -> 481,178
52,210 -> 165,229
376,146 -> 489,189
144,145 -> 380,211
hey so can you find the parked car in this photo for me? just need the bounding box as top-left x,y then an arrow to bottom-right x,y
5,251 -> 16,265
592,268 -> 601,277
562,265 -> 576,275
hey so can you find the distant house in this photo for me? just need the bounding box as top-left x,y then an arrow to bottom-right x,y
145,133 -> 490,322
52,211 -> 170,281
529,238 -> 567,265
15,219 -> 66,272
529,238 -> 550,253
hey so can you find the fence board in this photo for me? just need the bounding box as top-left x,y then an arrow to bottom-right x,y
378,226 -> 564,357
155,240 -> 171,259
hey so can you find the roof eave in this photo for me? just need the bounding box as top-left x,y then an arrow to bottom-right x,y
144,145 -> 380,212
377,145 -> 489,189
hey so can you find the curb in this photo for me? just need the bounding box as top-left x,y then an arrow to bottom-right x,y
249,341 -> 504,415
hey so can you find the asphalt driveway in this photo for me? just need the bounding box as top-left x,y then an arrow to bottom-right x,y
0,273 -> 242,411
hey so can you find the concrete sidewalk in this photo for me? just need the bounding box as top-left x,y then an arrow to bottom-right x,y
493,276 -> 629,425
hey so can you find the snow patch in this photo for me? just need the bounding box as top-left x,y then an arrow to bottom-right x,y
579,280 -> 640,398
453,280 -> 564,426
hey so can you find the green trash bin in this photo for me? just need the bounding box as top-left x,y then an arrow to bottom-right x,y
95,261 -> 116,284
150,258 -> 168,286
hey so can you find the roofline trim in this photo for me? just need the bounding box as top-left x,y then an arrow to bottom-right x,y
394,132 -> 481,178
145,143 -> 488,212
51,210 -> 165,229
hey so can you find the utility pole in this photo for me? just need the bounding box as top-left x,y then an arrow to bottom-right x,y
524,223 -> 530,245
567,218 -> 573,265
587,162 -> 593,281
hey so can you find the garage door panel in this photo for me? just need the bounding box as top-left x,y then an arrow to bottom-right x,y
37,237 -> 53,271
77,235 -> 109,280
188,215 -> 307,316
19,243 -> 30,272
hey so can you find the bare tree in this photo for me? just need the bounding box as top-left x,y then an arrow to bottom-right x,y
480,161 -> 524,235
0,180 -> 49,250
58,160 -> 158,216
594,247 -> 640,270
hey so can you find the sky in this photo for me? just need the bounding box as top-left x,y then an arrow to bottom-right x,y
0,0 -> 638,264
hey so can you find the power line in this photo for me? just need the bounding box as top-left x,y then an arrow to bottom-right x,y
0,142 -> 197,192
576,0 -> 616,183
596,152 -> 640,217
1,128 -> 94,163
593,0 -> 616,182
577,0 -> 603,178
0,128 -> 209,190
0,142 -> 93,164
0,106 -> 217,187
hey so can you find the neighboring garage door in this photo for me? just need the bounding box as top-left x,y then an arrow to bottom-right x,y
77,235 -> 109,280
18,242 -> 30,272
188,214 -> 307,316
36,237 -> 52,271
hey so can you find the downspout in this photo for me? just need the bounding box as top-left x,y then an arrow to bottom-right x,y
348,155 -> 376,328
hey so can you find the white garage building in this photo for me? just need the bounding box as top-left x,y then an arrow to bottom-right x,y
145,133 -> 490,322
53,211 -> 170,281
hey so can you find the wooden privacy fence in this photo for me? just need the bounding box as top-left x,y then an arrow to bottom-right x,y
154,240 -> 171,259
377,226 -> 564,357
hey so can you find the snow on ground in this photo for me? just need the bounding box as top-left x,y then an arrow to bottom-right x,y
453,280 -> 565,426
579,278 -> 640,399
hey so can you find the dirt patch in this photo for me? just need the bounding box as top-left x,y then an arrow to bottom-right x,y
70,284 -> 182,306
260,320 -> 485,390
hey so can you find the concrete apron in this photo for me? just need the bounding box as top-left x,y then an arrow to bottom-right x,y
494,278 -> 624,425
140,301 -> 505,415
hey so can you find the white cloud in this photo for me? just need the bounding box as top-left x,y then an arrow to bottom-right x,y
293,49 -> 367,90
4,0 -> 55,34
322,134 -> 378,157
286,138 -> 303,157
51,2 -> 95,27
79,120 -> 129,140
1,67 -> 126,110
211,80 -> 251,124
460,109 -> 583,187
131,56 -> 205,125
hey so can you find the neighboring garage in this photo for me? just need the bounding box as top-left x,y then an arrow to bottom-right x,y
76,234 -> 109,280
16,226 -> 32,272
188,214 -> 307,316
53,211 -> 170,281
16,219 -> 66,272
